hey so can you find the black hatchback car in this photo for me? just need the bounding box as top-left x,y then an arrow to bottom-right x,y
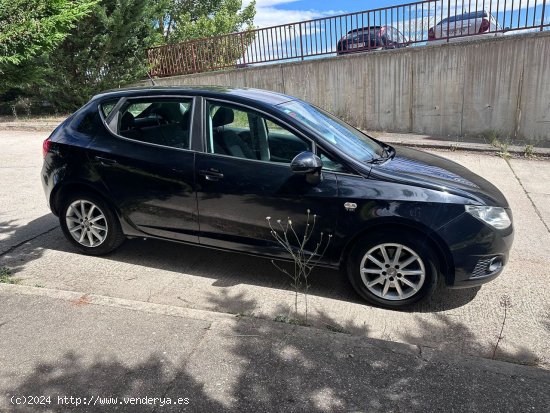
41,87 -> 513,309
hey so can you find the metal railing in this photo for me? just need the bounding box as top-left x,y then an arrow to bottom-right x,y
147,0 -> 549,77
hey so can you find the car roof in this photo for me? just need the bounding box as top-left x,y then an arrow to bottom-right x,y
92,86 -> 296,107
347,26 -> 382,33
439,10 -> 490,24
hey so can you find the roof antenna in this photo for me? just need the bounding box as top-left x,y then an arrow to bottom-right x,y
133,51 -> 157,86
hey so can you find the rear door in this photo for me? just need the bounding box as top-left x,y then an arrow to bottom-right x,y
89,96 -> 200,242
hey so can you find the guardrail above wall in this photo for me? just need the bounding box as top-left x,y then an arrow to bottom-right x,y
147,0 -> 549,77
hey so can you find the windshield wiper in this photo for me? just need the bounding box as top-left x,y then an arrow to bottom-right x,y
367,156 -> 389,164
367,145 -> 394,165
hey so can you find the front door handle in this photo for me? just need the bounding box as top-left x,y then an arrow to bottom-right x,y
95,156 -> 117,166
199,169 -> 224,181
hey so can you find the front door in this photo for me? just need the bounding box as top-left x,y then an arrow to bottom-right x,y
196,100 -> 340,261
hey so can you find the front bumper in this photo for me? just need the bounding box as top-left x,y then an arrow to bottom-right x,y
436,211 -> 514,288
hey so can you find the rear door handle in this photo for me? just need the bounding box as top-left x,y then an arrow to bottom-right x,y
95,156 -> 117,166
199,169 -> 224,181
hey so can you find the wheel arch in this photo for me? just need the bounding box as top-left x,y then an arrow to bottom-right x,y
340,219 -> 455,285
50,181 -> 119,218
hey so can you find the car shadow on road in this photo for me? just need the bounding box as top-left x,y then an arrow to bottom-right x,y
3,214 -> 479,314
101,238 -> 484,312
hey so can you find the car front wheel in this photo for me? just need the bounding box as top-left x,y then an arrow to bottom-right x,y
347,230 -> 438,309
59,192 -> 125,255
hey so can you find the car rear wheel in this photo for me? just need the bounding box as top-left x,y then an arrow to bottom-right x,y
347,230 -> 438,309
59,192 -> 125,255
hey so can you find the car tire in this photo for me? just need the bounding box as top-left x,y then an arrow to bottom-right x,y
347,230 -> 439,309
59,192 -> 125,256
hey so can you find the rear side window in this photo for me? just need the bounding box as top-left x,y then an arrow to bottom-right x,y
115,98 -> 193,150
440,10 -> 488,25
348,27 -> 378,41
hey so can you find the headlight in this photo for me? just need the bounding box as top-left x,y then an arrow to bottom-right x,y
465,206 -> 511,230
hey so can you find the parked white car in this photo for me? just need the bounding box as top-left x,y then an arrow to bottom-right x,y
428,10 -> 504,44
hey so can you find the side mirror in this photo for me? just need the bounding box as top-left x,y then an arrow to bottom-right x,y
290,151 -> 322,174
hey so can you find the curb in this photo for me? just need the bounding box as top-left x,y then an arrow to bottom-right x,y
0,283 -> 236,325
0,126 -> 59,133
1,283 -> 549,381
380,138 -> 550,158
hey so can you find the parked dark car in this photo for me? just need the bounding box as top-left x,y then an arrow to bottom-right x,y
337,26 -> 409,54
42,87 -> 513,309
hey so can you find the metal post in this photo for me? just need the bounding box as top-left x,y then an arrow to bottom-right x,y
298,23 -> 304,60
541,0 -> 547,31
240,33 -> 247,65
447,0 -> 451,43
191,43 -> 197,73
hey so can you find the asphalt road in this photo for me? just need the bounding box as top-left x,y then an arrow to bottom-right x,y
1,130 -> 549,369
1,285 -> 549,412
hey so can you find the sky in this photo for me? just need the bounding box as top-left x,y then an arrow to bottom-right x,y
234,0 -> 547,64
245,0 -> 548,28
246,0 -> 402,28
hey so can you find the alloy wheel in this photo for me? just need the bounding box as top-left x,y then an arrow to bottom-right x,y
359,243 -> 426,301
65,200 -> 109,247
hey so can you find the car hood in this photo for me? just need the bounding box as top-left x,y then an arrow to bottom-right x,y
370,145 -> 509,207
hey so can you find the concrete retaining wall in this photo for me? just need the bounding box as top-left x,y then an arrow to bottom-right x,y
148,31 -> 550,142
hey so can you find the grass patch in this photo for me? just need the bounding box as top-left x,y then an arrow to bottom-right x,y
480,130 -> 513,159
234,311 -> 255,319
482,130 -> 501,148
274,315 -> 309,327
498,143 -> 511,160
0,267 -> 21,285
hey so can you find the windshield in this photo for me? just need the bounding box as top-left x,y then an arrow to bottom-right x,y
276,100 -> 385,162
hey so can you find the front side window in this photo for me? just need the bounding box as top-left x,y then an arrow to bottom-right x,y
206,102 -> 311,163
116,98 -> 193,149
276,100 -> 384,163
319,149 -> 348,173
388,28 -> 398,42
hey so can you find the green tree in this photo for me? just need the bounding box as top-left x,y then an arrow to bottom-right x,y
148,0 -> 256,76
0,0 -> 96,94
152,0 -> 256,44
41,0 -> 155,110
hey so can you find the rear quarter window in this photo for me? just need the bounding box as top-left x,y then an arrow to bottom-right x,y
100,100 -> 119,118
71,109 -> 101,135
